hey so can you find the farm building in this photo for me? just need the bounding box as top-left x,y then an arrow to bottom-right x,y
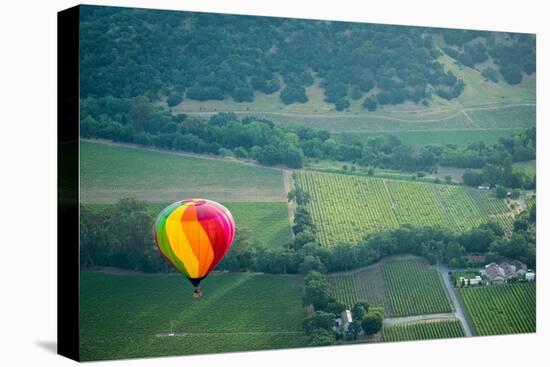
483,263 -> 506,284
500,262 -> 517,278
341,310 -> 353,325
510,260 -> 527,271
516,268 -> 527,278
459,275 -> 482,286
478,183 -> 491,190
334,310 -> 353,333
467,255 -> 486,264
482,261 -> 529,283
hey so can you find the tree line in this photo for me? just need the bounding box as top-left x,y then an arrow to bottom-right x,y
82,96 -> 535,184
80,194 -> 535,274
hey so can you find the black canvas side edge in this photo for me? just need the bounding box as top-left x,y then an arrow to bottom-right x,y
57,5 -> 80,362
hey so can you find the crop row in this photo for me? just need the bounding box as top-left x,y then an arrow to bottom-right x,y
329,259 -> 451,317
466,188 -> 510,216
382,260 -> 453,317
330,264 -> 390,313
459,282 -> 535,336
296,171 -> 513,246
434,185 -> 487,231
296,172 -> 399,245
383,319 -> 465,342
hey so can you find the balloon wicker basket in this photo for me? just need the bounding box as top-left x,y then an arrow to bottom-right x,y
193,287 -> 203,298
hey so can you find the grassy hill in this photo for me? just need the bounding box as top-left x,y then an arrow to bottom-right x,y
80,271 -> 307,360
173,55 -> 534,146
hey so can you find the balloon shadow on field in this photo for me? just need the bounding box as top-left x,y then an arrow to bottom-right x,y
36,340 -> 57,354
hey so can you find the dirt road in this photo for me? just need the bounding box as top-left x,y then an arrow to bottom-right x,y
436,262 -> 474,337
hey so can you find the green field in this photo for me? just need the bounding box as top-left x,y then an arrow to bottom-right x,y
207,104 -> 535,134
80,140 -> 286,203
90,201 -> 292,248
383,319 -> 465,342
467,105 -> 536,129
210,202 -> 292,247
334,128 -> 526,148
80,271 -> 307,361
330,261 -> 389,312
329,257 -> 452,317
296,171 -> 513,246
458,283 -> 536,336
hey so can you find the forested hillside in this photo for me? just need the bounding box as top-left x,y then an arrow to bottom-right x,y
79,6 -> 534,111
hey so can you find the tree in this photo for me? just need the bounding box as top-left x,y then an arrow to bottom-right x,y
287,188 -> 311,206
284,146 -> 304,168
103,198 -> 157,271
308,328 -> 336,346
299,255 -> 326,274
481,67 -> 499,82
128,96 -> 158,133
495,185 -> 507,198
529,203 -> 536,223
462,169 -> 483,187
303,271 -> 333,310
280,84 -> 308,104
303,311 -> 335,334
326,300 -> 347,315
444,175 -> 452,183
349,320 -> 362,340
513,214 -> 530,232
232,86 -> 254,102
350,86 -> 362,100
321,138 -> 338,157
500,64 -> 523,85
446,242 -> 465,266
362,97 -> 378,111
233,146 -> 248,158
257,145 -> 282,165
166,92 -> 183,107
361,309 -> 383,335
80,205 -> 110,266
335,98 -> 350,111
80,199 -> 163,272
351,302 -> 369,320
294,230 -> 317,249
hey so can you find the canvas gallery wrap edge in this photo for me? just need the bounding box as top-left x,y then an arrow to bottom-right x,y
58,4 -> 536,362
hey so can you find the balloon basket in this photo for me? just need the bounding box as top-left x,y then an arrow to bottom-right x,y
193,287 -> 203,298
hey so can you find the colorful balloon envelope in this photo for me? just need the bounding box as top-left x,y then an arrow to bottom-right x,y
153,199 -> 235,297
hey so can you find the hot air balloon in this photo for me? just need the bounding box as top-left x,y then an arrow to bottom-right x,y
153,199 -> 235,297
